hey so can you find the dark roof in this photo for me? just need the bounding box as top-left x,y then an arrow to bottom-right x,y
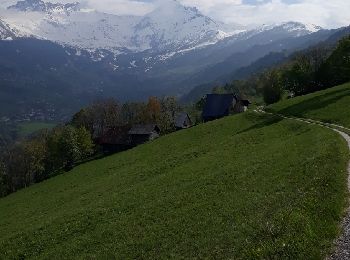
98,126 -> 131,145
128,124 -> 160,135
175,113 -> 191,128
202,94 -> 237,119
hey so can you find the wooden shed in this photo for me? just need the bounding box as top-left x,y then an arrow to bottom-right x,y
128,124 -> 161,145
96,126 -> 132,154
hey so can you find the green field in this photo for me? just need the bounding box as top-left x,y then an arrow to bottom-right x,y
267,82 -> 350,128
0,110 -> 348,259
18,122 -> 56,137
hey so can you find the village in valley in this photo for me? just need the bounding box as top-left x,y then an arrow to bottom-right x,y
95,94 -> 251,154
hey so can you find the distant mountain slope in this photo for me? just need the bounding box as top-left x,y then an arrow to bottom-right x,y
0,27 -> 339,120
182,26 -> 350,102
0,39 -> 153,120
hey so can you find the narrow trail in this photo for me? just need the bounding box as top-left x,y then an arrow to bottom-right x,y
254,108 -> 350,259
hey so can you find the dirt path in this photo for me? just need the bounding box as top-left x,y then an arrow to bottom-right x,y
254,108 -> 350,259
328,129 -> 350,260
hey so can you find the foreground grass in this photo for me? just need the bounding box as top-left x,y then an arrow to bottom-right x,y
0,112 -> 348,259
18,122 -> 56,137
267,82 -> 350,128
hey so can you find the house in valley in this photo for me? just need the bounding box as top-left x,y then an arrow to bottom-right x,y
128,124 -> 161,145
175,112 -> 192,130
202,94 -> 251,122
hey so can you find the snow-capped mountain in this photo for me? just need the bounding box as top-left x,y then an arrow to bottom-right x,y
131,1 -> 241,53
0,0 -> 324,58
256,22 -> 322,36
0,0 -> 243,53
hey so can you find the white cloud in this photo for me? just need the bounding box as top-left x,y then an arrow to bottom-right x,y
2,0 -> 350,28
79,0 -> 155,16
178,0 -> 350,28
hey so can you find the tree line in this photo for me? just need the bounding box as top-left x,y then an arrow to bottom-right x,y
209,35 -> 350,105
0,96 -> 197,197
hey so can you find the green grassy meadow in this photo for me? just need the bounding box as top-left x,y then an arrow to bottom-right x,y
18,122 -> 56,137
0,111 -> 348,259
268,82 -> 350,128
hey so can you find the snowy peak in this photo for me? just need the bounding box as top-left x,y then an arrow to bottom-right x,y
259,22 -> 322,36
132,0 -> 234,52
275,22 -> 322,34
8,0 -> 80,14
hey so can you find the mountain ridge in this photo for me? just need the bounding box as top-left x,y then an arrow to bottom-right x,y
0,0 -> 322,56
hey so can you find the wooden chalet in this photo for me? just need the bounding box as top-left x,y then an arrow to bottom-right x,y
175,112 -> 192,130
128,124 -> 161,145
96,126 -> 132,153
202,94 -> 251,122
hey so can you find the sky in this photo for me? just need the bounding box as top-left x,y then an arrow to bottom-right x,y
82,0 -> 350,28
2,0 -> 350,29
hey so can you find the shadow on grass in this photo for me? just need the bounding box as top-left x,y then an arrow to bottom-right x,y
275,88 -> 350,118
236,114 -> 283,135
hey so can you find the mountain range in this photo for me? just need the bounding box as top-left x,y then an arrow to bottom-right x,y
1,0 -> 244,53
0,0 -> 348,121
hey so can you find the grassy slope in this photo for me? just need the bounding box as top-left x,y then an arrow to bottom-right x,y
18,122 -> 56,137
268,82 -> 350,128
0,112 -> 348,259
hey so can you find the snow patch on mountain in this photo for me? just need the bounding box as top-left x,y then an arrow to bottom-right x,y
258,22 -> 322,35
0,19 -> 19,40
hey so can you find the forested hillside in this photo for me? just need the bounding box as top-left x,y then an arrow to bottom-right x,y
185,28 -> 350,103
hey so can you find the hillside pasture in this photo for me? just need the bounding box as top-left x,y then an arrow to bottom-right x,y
268,82 -> 350,128
0,112 -> 348,259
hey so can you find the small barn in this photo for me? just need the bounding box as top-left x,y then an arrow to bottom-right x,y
175,112 -> 192,130
128,124 -> 161,145
202,94 -> 250,122
96,126 -> 132,154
